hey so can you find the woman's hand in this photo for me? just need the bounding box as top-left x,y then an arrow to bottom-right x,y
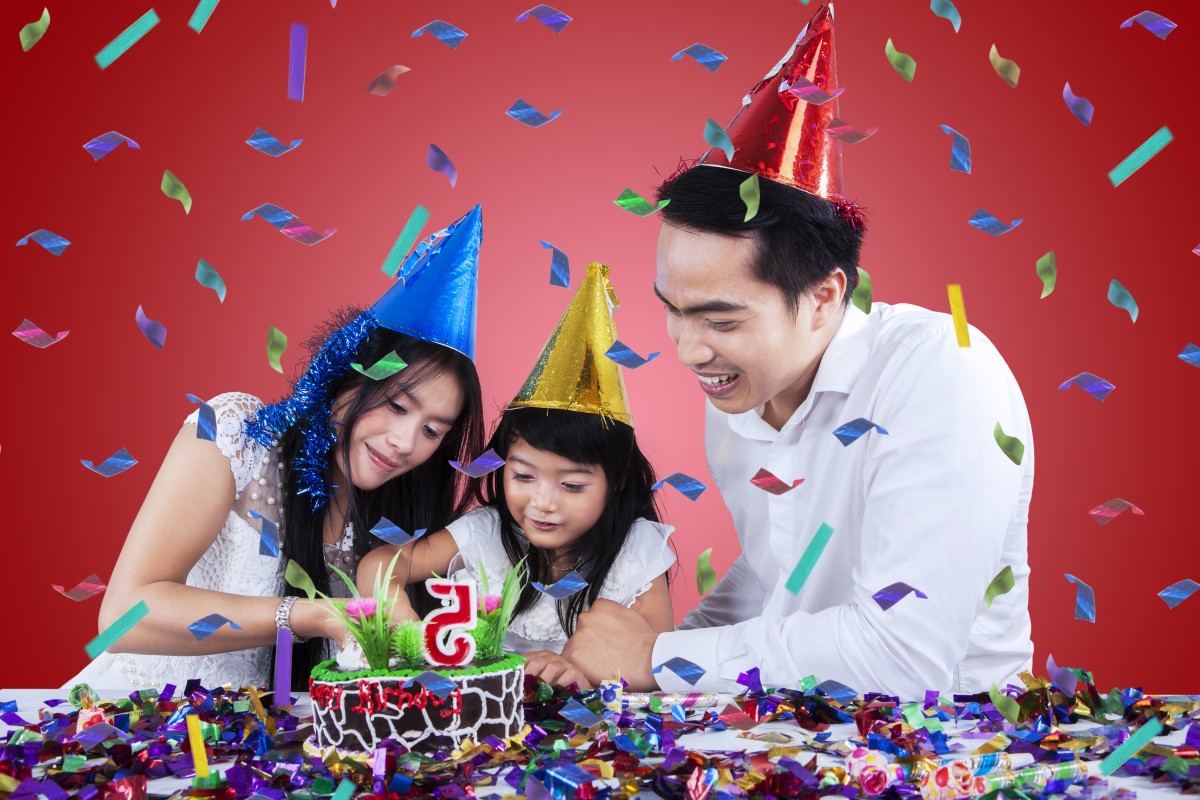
522,650 -> 592,690
292,598 -> 348,644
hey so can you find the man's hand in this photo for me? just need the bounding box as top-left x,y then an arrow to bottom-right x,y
522,651 -> 592,689
561,599 -> 659,690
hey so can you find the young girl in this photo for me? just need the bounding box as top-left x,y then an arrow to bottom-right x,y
359,263 -> 675,687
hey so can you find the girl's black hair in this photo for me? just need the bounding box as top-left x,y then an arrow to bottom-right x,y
477,407 -> 663,637
275,310 -> 485,685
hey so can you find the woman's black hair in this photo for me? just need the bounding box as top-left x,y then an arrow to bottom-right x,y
275,309 -> 485,685
477,407 -> 663,637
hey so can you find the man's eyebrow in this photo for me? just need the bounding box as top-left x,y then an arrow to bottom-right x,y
653,283 -> 747,315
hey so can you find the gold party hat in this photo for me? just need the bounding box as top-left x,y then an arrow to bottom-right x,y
507,262 -> 633,426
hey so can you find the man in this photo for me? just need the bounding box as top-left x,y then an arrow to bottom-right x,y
562,2 -> 1034,698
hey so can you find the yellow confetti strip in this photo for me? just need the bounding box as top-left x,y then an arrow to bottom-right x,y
989,44 -> 1020,88
946,284 -> 970,347
185,713 -> 209,778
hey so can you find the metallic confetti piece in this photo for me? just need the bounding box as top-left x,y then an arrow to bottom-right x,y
652,657 -> 706,687
15,229 -> 71,256
241,204 -> 337,245
614,187 -> 668,216
83,131 -> 141,160
1046,653 -> 1078,697
852,266 -> 872,314
160,170 -> 192,213
947,284 -> 970,347
186,713 -> 209,777
369,516 -> 428,547
832,418 -> 888,446
696,548 -> 717,595
20,7 -> 50,51
381,205 -> 429,277
652,472 -> 707,501
1119,11 -> 1176,40
85,599 -> 148,658
81,447 -> 136,477
1036,251 -> 1056,298
426,143 -> 458,187
1063,573 -> 1096,622
558,698 -> 602,727
993,422 -> 1024,465
187,0 -> 219,33
749,467 -> 804,495
1108,126 -> 1173,187
515,5 -> 572,34
331,780 -> 354,800
539,240 -> 570,287
884,38 -> 915,82
988,44 -> 1020,88
287,22 -> 306,101
1088,498 -> 1144,525
1059,372 -> 1114,402
785,522 -> 834,594
670,43 -> 727,73
532,569 -> 588,600
826,117 -> 879,144
12,319 -> 69,348
194,258 -> 226,302
988,684 -> 1020,724
249,510 -> 280,557
450,447 -> 505,478
246,127 -> 302,157
52,574 -> 107,602
187,613 -> 243,640
984,565 -> 1014,608
1100,717 -> 1163,776
1107,279 -> 1138,322
74,723 -> 125,749
267,326 -> 287,372
94,9 -> 159,70
781,76 -> 845,105
739,173 -> 760,222
402,671 -> 458,700
704,119 -> 734,161
1158,579 -> 1199,609
366,64 -> 411,96
185,393 -> 217,441
930,0 -> 961,32
285,559 -> 317,599
1062,82 -> 1094,126
136,305 -> 167,349
605,340 -> 660,369
506,99 -> 562,128
1179,343 -> 1200,368
968,209 -> 1022,235
938,124 -> 971,173
872,581 -> 928,611
352,351 -> 407,380
411,20 -> 467,49
274,627 -> 292,702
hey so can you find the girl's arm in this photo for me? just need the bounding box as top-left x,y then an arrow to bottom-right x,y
627,574 -> 674,634
356,530 -> 461,621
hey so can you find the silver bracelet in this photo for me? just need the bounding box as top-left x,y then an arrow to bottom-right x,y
275,596 -> 308,644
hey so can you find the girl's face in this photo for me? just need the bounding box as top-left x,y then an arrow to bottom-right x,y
503,436 -> 608,559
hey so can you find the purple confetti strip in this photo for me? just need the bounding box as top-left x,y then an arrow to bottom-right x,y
652,472 -> 707,501
249,510 -> 280,558
781,76 -> 844,105
273,628 -> 292,705
369,516 -> 428,547
1120,11 -> 1176,40
605,340 -> 660,369
136,305 -> 167,349
651,657 -> 706,687
403,671 -> 458,700
1064,573 -> 1096,622
538,240 -> 570,287
185,393 -> 217,441
515,4 -> 572,34
1058,372 -> 1115,402
426,143 -> 458,187
287,23 -> 306,102
74,723 -> 125,750
506,99 -> 562,128
938,124 -> 972,173
12,319 -> 69,348
1158,579 -> 1199,609
187,613 -> 243,640
531,569 -> 588,600
83,131 -> 141,161
245,127 -> 302,157
52,573 -> 107,601
411,20 -> 468,49
558,698 -> 602,727
826,117 -> 878,144
16,229 -> 71,256
968,209 -> 1023,236
670,43 -> 727,73
1062,82 -> 1094,126
1047,653 -> 1079,697
871,581 -> 929,611
1088,498 -> 1144,525
832,417 -> 889,446
81,447 -> 137,477
1178,343 -> 1200,368
449,447 -> 504,478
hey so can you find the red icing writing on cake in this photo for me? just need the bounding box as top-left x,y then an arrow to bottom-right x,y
308,679 -> 344,710
348,679 -> 463,718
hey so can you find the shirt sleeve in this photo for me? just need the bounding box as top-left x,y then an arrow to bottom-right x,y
596,519 -> 677,606
445,507 -> 503,587
184,392 -> 266,495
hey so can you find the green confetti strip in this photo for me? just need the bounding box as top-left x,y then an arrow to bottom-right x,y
696,547 -> 717,595
94,8 -> 160,70
852,267 -> 872,314
703,118 -> 734,161
195,258 -> 226,302
380,205 -> 430,278
352,351 -> 407,380
187,0 -> 220,33
984,565 -> 1015,608
614,188 -> 668,217
1107,279 -> 1138,322
785,522 -> 834,594
285,559 -> 316,599
1100,716 -> 1163,776
1035,251 -> 1056,299
739,173 -> 760,222
1108,126 -> 1173,187
331,779 -> 355,800
993,422 -> 1024,465
989,44 -> 1020,88
20,7 -> 50,51
267,326 -> 287,373
161,170 -> 192,214
84,599 -> 149,658
988,683 -> 1020,724
61,755 -> 87,773
885,38 -> 916,82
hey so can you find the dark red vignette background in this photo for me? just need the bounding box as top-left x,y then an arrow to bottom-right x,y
2,0 -> 1197,689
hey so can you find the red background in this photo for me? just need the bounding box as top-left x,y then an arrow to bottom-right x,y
2,0 -> 1197,690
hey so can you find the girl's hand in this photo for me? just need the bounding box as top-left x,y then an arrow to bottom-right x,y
522,650 -> 592,690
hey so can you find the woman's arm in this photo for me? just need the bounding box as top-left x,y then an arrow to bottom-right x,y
627,574 -> 674,634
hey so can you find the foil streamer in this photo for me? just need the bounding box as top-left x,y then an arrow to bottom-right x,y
366,64 -> 411,96
826,117 -> 879,144
994,422 -> 1024,465
12,318 -> 69,348
85,599 -> 149,658
380,204 -> 429,277
781,76 -> 845,105
15,228 -> 71,256
988,684 -> 1020,724
832,417 -> 888,446
557,698 -> 602,728
160,170 -> 192,213
988,44 -> 1020,88
814,678 -> 857,704
785,522 -> 834,594
185,393 -> 217,441
884,38 -> 915,82
246,127 -> 302,157
274,628 -> 292,703
1178,343 -> 1200,368
1062,82 -> 1094,126
81,446 -> 137,477
605,340 -> 660,369
136,305 -> 167,349
73,722 -> 125,749
331,779 -> 355,800
1058,371 -> 1115,402
748,467 -> 804,495
287,22 -> 307,101
670,43 -> 727,73
947,284 -> 970,347
1119,11 -> 1177,40
52,573 -> 107,601
853,266 -> 873,314
83,131 -> 141,160
402,671 -> 457,700
267,326 -> 287,372
411,20 -> 468,50
449,447 -> 504,478
532,569 -> 588,600
703,118 -> 734,161
1108,126 -> 1173,187
651,657 -> 706,687
1088,498 -> 1144,525
1036,251 -> 1056,298
20,7 -> 50,51
1107,279 -> 1139,322
368,516 -> 428,547
739,173 -> 760,222
938,125 -> 971,173
242,203 -> 337,245
194,258 -> 226,302
930,0 -> 961,32
515,5 -> 572,34
248,510 -> 280,557
1157,578 -> 1199,609
539,240 -> 570,287
186,713 -> 210,777
94,8 -> 159,70
968,209 -> 1022,235
426,143 -> 458,186
984,565 -> 1014,608
872,581 -> 928,611
614,187 -> 668,216
1046,653 -> 1078,697
187,0 -> 219,33
351,350 -> 407,380
1100,717 -> 1163,776
652,472 -> 707,501
506,99 -> 562,128
696,548 -> 717,594
1063,573 -> 1096,623
187,613 -> 244,640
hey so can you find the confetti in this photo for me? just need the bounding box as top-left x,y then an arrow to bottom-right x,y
852,267 -> 872,314
426,143 -> 458,187
785,523 -> 834,594
872,582 -> 928,611
331,779 -> 355,800
160,170 -> 192,214
696,548 -> 717,595
1046,653 -> 1078,697
1063,573 -> 1096,622
366,65 -> 411,96
52,574 -> 107,602
380,205 -> 430,277
988,684 -> 1020,724
929,0 -> 961,32
1107,279 -> 1139,322
84,599 -> 149,658
193,258 -> 226,302
938,124 -> 971,173
968,209 -> 1022,236
1036,251 -> 1056,298
605,340 -> 660,369
285,559 -> 317,599
369,517 -> 428,547
1088,498 -> 1144,526
74,723 -> 125,750
984,565 -> 1015,608
12,319 -> 69,349
614,187 -> 668,216
1058,372 -> 1115,402
20,7 -> 50,51
1157,579 -> 1199,609
739,173 -> 760,222
539,240 -> 570,287
947,284 -> 970,347
993,422 -> 1024,465
187,614 -> 243,640
1119,11 -> 1176,40
81,447 -> 137,477
186,713 -> 209,777
352,351 -> 407,380
287,22 -> 307,101
450,447 -> 505,478
826,117 -> 879,144
267,326 -> 287,372
1100,717 -> 1163,776
83,131 -> 141,160
558,698 -> 602,727
136,305 -> 167,349
241,203 -> 336,245
703,119 -> 734,161
1108,126 -> 1173,187
94,9 -> 159,70
506,99 -> 562,128
651,657 -> 706,686
187,0 -> 220,33
532,570 -> 588,600
1062,82 -> 1094,126
749,467 -> 804,495
185,393 -> 217,441
988,44 -> 1020,88
832,418 -> 888,446
670,43 -> 727,73
781,76 -> 845,105
1178,343 -> 1200,368
515,5 -> 572,34
652,472 -> 707,501
249,510 -> 280,557
411,20 -> 467,50
246,127 -> 302,157
884,38 -> 915,82
15,229 -> 71,256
